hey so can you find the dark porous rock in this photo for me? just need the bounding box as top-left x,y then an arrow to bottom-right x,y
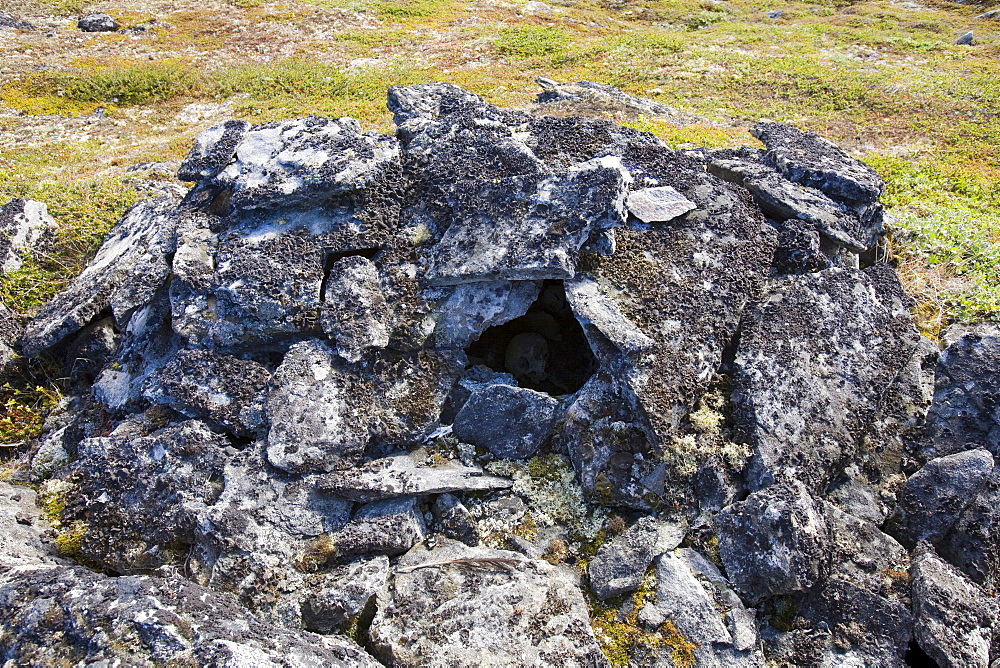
640,548 -> 764,666
0,10 -> 35,30
301,555 -> 389,633
911,545 -> 996,668
177,120 -> 251,182
771,218 -> 828,274
317,451 -> 512,502
588,516 -> 660,599
452,383 -> 559,459
22,196 -> 180,358
936,466 -> 1000,589
77,12 -> 120,32
0,197 -> 55,275
733,264 -> 918,492
0,481 -> 62,571
320,255 -> 391,362
329,496 -> 427,559
145,349 -> 270,438
714,480 -> 829,603
59,418 -> 231,574
894,449 -> 994,545
189,443 -> 352,624
196,116 -> 400,212
0,565 -> 378,666
370,538 -> 608,667
751,121 -> 884,204
922,324 -> 1000,460
433,493 -> 480,546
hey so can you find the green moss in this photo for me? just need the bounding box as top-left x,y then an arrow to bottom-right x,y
589,570 -> 677,666
659,620 -> 697,668
495,26 -> 570,58
54,520 -> 88,559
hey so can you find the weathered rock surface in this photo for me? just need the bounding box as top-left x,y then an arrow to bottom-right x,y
0,10 -> 35,30
0,565 -> 378,666
77,12 -> 119,32
911,546 -> 996,668
452,383 -> 559,459
317,450 -> 512,502
0,482 -> 62,571
370,538 -> 608,667
0,197 -> 55,275
588,516 -> 660,599
301,555 -> 389,632
936,465 -> 1000,590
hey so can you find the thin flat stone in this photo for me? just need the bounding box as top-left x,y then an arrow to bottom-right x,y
625,186 -> 696,223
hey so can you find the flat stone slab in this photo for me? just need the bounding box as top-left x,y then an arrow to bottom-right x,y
625,186 -> 696,223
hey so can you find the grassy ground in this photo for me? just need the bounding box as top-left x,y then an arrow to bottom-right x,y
0,0 -> 998,441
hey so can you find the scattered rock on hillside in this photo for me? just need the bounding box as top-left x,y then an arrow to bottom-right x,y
77,13 -> 120,32
0,10 -> 35,30
0,197 -> 56,275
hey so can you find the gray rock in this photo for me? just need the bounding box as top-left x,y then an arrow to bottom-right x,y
330,496 -> 427,559
751,121 -> 884,204
452,383 -> 559,459
320,255 -> 390,362
922,325 -> 1000,460
0,565 -> 379,666
0,482 -> 62,571
301,555 -> 389,632
534,78 -> 710,127
177,120 -> 251,182
896,449 -> 994,545
30,425 -> 71,475
625,186 -> 696,223
0,10 -> 35,30
733,265 -> 918,492
189,443 -> 352,623
22,196 -> 180,357
911,546 -> 996,668
714,480 -> 829,602
977,9 -> 1000,19
201,116 -> 400,212
317,451 -> 512,502
59,419 -> 231,573
770,218 -> 828,274
433,493 -> 480,545
370,538 -> 608,667
425,156 -> 630,284
431,280 -> 540,349
62,315 -> 118,388
0,302 -> 22,379
588,517 -> 660,599
564,275 -> 654,361
956,30 -> 974,45
77,12 -> 119,31
937,466 -> 1000,589
145,349 -> 270,438
0,197 -> 55,275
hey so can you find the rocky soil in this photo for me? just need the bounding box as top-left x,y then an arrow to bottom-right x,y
1,81 -> 999,666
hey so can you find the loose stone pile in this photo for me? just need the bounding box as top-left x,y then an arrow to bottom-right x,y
1,80 -> 998,667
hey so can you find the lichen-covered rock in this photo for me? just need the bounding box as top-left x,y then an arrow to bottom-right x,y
0,10 -> 35,30
895,449 -> 994,545
911,546 -> 996,668
431,280 -> 541,349
936,466 -> 1000,589
0,301 -> 22,379
0,482 -> 62,571
77,12 -> 119,31
370,538 -> 608,667
433,493 -> 480,546
0,565 -> 379,666
714,480 -> 829,602
177,120 -> 251,182
320,255 -> 391,362
144,348 -> 271,438
22,196 -> 180,357
317,451 -> 511,502
750,121 -> 884,205
733,265 -> 918,492
330,496 -> 427,559
59,418 -> 232,573
588,517 -> 660,599
452,383 -> 559,459
0,197 -> 55,275
921,324 -> 1000,460
301,555 -> 389,633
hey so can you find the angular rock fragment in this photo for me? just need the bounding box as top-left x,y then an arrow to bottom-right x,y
60,418 -> 232,573
895,449 -> 994,545
320,255 -> 390,362
177,120 -> 251,182
0,302 -> 22,379
301,555 -> 389,633
0,565 -> 379,666
625,186 -> 696,223
0,482 -> 62,571
318,451 -> 511,502
452,383 -> 559,459
921,324 -> 1000,460
564,276 -> 654,361
0,197 -> 55,274
936,466 -> 1000,589
433,493 -> 480,546
751,121 -> 884,204
330,496 -> 427,559
431,280 -> 540,349
370,538 -> 608,667
714,480 -> 829,602
911,546 -> 996,668
588,516 -> 660,599
733,265 -> 918,492
22,196 -> 180,357
144,349 -> 271,438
